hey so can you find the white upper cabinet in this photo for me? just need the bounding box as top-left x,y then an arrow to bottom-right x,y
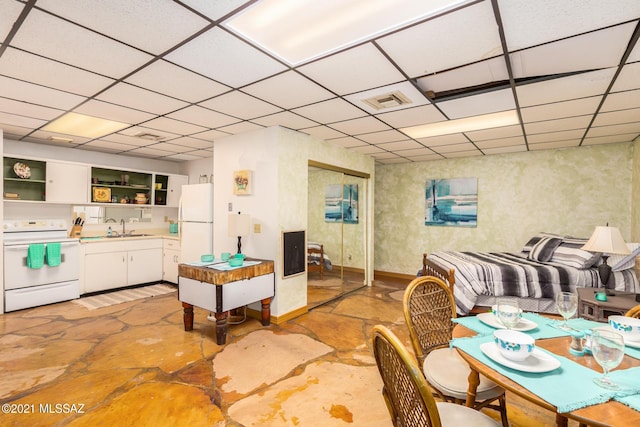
47,161 -> 89,204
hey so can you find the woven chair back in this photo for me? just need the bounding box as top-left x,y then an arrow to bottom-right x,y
372,325 -> 441,427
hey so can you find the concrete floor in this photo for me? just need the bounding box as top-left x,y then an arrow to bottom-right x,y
0,274 -> 570,426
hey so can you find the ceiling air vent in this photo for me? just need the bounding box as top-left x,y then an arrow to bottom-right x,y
133,132 -> 165,141
363,91 -> 412,110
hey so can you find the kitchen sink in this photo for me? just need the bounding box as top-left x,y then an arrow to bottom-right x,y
105,233 -> 152,238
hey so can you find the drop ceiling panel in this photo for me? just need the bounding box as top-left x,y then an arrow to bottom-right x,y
529,140 -> 581,151
37,0 -> 210,55
78,140 -> 138,153
465,124 -> 522,141
417,133 -> 469,147
190,129 -> 230,141
483,146 -> 527,156
527,129 -> 585,143
0,97 -> 63,121
119,126 -> 180,141
327,136 -> 369,149
0,0 -> 24,40
437,89 -> 515,119
216,121 -> 265,135
300,126 -> 346,140
520,97 -> 601,123
416,57 -> 509,94
374,140 -> 424,151
298,43 -> 405,95
251,111 -> 318,129
179,0 -> 250,21
587,122 -> 640,137
168,105 -> 239,128
292,98 -> 366,124
376,104 -> 446,128
141,117 -> 208,136
498,0 -> 640,50
242,71 -> 334,110
394,147 -> 436,157
611,62 -> 640,92
628,41 -> 640,63
165,27 -> 287,88
344,81 -> 430,115
199,91 -> 281,119
165,136 -> 214,150
144,142 -> 193,154
592,108 -> 640,127
125,60 -> 230,103
356,130 -> 408,144
516,68 -> 616,107
511,24 -> 634,78
350,145 -> 386,155
329,116 -> 390,135
99,133 -> 159,148
601,89 -> 640,112
126,146 -> 176,158
475,136 -> 525,149
11,9 -> 152,78
96,83 -> 189,116
444,149 -> 483,158
525,116 -> 591,134
74,100 -> 155,124
25,130 -> 90,145
583,134 -> 638,145
0,75 -> 86,110
377,1 -> 501,77
0,48 -> 115,97
0,111 -> 47,129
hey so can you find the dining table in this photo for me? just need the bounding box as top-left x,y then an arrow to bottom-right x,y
452,313 -> 640,427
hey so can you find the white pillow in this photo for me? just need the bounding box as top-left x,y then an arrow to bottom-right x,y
609,243 -> 640,271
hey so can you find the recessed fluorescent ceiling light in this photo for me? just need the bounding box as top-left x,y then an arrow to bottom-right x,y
42,112 -> 129,139
224,0 -> 474,65
401,111 -> 520,139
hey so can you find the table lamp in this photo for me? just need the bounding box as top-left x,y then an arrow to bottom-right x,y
581,225 -> 630,292
228,212 -> 251,254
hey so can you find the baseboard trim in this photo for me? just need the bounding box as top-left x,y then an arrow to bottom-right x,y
373,270 -> 415,282
247,305 -> 308,325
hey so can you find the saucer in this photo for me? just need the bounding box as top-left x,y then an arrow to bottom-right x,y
623,335 -> 640,349
477,312 -> 538,332
480,342 -> 561,373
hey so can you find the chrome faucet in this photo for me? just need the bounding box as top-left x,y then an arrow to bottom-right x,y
121,218 -> 126,236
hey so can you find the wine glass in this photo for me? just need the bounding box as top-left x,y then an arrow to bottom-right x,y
555,291 -> 578,330
496,298 -> 521,329
591,329 -> 625,389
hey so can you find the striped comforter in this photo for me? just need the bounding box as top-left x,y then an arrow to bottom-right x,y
428,251 -> 639,315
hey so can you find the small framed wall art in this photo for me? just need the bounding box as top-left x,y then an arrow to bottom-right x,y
233,170 -> 252,195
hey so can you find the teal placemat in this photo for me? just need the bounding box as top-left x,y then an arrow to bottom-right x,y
451,335 -> 640,413
208,260 -> 261,271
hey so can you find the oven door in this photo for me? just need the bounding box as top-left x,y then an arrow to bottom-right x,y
4,241 -> 80,290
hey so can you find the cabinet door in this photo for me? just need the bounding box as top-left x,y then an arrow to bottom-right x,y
163,249 -> 180,284
128,248 -> 163,285
166,174 -> 188,207
84,252 -> 127,293
47,161 -> 89,203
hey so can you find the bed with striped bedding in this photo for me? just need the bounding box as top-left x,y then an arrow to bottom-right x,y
425,251 -> 639,315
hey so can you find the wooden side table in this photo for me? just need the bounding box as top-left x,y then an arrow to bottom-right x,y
577,287 -> 639,322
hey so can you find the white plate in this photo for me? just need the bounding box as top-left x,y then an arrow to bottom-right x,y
593,325 -> 640,349
477,312 -> 538,332
13,162 -> 31,179
480,342 -> 561,373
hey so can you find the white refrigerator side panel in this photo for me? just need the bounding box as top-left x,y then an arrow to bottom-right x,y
180,183 -> 213,222
180,222 -> 213,263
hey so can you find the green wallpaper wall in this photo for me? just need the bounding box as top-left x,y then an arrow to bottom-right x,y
374,143 -> 634,275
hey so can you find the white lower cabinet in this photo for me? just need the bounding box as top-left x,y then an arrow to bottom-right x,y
162,239 -> 180,284
83,239 -> 163,293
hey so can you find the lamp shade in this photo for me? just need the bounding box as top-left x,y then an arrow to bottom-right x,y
581,226 -> 630,255
228,213 -> 251,237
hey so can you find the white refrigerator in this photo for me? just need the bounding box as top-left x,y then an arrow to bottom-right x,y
179,183 -> 214,263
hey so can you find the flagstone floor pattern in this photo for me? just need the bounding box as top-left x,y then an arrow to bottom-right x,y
0,276 -> 576,426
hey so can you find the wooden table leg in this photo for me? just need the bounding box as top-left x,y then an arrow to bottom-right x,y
182,302 -> 194,331
555,413 -> 568,427
465,368 -> 480,408
261,297 -> 272,326
214,311 -> 229,345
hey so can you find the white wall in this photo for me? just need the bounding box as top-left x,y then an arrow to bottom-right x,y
213,126 -> 375,318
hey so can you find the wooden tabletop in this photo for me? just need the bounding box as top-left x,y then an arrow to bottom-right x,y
178,258 -> 274,285
453,324 -> 640,427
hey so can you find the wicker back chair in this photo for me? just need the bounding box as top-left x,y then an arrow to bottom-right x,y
372,325 -> 500,427
626,304 -> 640,318
403,276 -> 509,427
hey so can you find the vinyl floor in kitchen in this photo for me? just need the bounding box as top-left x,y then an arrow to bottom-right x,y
0,272 -> 576,426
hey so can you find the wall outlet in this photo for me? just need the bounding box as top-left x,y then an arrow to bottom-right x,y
228,202 -> 232,212
254,223 -> 261,233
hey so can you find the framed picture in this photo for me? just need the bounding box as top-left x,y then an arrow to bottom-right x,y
233,170 -> 252,195
425,178 -> 477,227
324,184 -> 358,223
